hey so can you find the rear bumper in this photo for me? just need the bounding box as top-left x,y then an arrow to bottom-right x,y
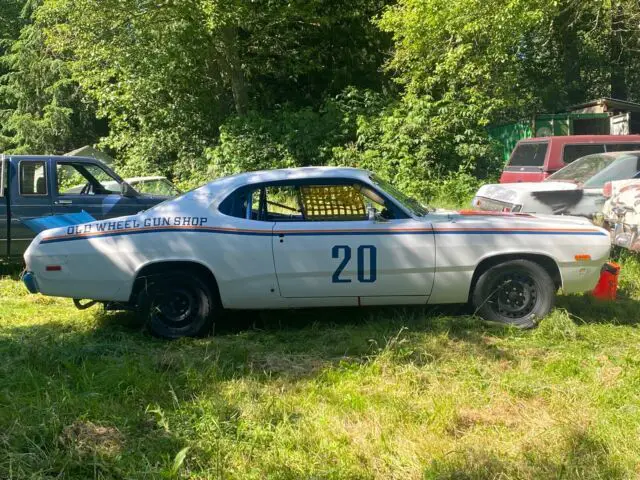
22,271 -> 39,294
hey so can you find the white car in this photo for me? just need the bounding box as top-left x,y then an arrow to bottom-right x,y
23,167 -> 610,338
473,151 -> 640,218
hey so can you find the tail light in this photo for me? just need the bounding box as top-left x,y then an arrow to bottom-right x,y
603,182 -> 613,198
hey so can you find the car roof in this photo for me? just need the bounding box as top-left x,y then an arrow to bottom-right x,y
210,166 -> 371,189
519,135 -> 640,144
125,176 -> 168,183
175,167 -> 373,206
3,155 -> 102,162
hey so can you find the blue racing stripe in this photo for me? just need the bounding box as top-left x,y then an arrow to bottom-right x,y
40,226 -> 608,244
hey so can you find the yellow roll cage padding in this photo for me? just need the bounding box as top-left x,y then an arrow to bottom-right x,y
299,185 -> 368,221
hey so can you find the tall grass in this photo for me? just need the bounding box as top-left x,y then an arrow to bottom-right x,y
1,255 -> 640,479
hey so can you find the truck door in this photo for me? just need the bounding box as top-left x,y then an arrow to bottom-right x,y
9,158 -> 54,256
0,155 -> 8,257
52,160 -> 142,219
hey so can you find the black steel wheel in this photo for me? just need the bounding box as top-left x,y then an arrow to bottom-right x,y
472,260 -> 555,328
138,272 -> 216,338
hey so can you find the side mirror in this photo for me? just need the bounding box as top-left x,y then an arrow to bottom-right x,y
121,182 -> 138,198
367,206 -> 378,222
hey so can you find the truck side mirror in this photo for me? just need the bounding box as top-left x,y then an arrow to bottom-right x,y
121,182 -> 138,198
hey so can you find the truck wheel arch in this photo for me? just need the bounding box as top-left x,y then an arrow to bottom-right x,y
468,253 -> 562,302
129,260 -> 221,307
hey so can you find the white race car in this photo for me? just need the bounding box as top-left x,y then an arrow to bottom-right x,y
23,167 -> 610,338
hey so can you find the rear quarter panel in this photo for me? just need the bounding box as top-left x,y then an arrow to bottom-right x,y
428,215 -> 610,303
26,210 -> 282,307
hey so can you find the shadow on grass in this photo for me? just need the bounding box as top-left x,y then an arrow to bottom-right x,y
0,306 -> 510,477
557,293 -> 640,326
0,297 -> 633,477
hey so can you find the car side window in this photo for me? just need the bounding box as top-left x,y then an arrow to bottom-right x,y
262,183 -> 392,222
562,144 -> 605,164
220,181 -> 397,222
19,161 -> 47,196
57,162 -> 120,196
298,185 -> 367,221
264,186 -> 304,221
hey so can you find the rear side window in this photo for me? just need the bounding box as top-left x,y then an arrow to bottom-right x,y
509,142 -> 548,167
20,161 -> 47,196
605,143 -> 640,153
562,144 -> 605,164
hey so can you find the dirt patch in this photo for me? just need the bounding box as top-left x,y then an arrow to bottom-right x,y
448,397 -> 554,437
596,355 -> 624,387
250,352 -> 328,376
60,420 -> 124,456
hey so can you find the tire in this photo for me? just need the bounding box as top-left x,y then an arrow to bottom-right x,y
137,271 -> 216,339
472,260 -> 555,328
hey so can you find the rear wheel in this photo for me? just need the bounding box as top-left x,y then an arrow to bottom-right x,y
137,272 -> 216,338
472,260 -> 555,328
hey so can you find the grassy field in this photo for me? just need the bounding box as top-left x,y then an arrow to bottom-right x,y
2,253 -> 640,479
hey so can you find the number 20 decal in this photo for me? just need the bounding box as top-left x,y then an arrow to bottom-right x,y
332,245 -> 377,283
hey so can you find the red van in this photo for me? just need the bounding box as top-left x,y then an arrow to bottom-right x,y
499,135 -> 640,183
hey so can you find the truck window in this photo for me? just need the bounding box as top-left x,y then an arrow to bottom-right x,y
19,161 -> 47,196
57,162 -> 121,195
562,144 -> 605,164
509,142 -> 548,167
605,143 -> 640,153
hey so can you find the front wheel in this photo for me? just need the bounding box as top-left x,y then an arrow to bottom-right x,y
472,260 -> 556,328
137,272 -> 216,338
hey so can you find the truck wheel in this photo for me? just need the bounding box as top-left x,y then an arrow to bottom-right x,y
472,260 -> 555,328
137,272 -> 215,338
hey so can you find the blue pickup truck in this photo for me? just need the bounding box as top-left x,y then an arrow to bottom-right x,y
1,155 -> 170,258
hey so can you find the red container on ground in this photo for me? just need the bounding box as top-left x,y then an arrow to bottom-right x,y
591,262 -> 620,301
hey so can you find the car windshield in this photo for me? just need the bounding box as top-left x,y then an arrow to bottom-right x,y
370,174 -> 429,216
132,178 -> 181,196
546,153 -> 640,188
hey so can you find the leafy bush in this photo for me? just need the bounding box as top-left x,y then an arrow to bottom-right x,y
331,93 -> 501,202
204,88 -> 501,202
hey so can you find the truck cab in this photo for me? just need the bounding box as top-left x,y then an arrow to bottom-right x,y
0,155 -> 168,258
499,135 -> 640,183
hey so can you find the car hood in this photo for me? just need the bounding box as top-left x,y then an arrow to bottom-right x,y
477,181 -> 578,200
441,210 -> 595,227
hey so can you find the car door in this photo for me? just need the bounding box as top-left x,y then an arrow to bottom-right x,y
9,158 -> 54,256
270,181 -> 435,305
52,160 -> 142,219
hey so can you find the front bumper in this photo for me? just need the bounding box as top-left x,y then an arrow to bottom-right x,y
21,271 -> 39,294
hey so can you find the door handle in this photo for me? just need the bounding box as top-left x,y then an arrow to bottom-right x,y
55,200 -> 73,205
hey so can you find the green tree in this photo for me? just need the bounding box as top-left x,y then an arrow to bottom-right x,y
0,1 -> 100,154
37,0 -> 389,179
